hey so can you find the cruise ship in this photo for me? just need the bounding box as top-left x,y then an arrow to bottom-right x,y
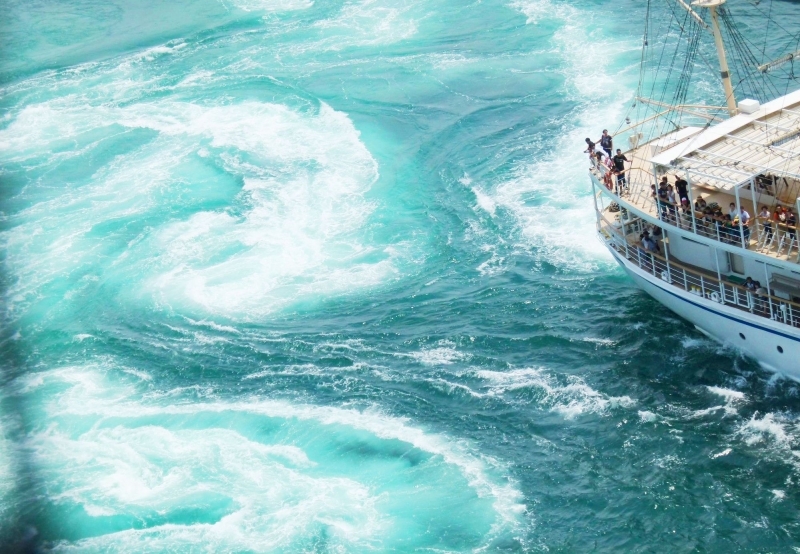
592,0 -> 800,375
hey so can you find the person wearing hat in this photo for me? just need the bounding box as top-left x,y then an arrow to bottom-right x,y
694,194 -> 707,210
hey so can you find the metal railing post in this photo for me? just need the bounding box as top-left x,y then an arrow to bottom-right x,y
734,185 -> 746,249
764,263 -> 774,319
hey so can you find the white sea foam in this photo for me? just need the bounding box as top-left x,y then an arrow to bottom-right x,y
23,365 -> 526,549
38,426 -> 378,553
410,341 -> 468,365
638,410 -> 658,423
706,386 -> 746,404
478,0 -> 639,272
472,186 -> 497,217
710,448 -> 732,459
581,337 -> 615,346
738,413 -> 791,446
309,0 -> 419,50
0,98 -> 402,320
475,367 -> 635,419
226,0 -> 313,13
692,386 -> 747,418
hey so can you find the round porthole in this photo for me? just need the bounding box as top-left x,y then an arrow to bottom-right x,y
777,346 -> 784,354
739,333 -> 746,340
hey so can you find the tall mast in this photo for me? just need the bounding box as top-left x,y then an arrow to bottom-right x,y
692,0 -> 737,116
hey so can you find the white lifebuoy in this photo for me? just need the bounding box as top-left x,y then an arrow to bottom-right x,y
710,292 -> 720,303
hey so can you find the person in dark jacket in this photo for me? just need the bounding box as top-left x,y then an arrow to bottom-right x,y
598,130 -> 613,157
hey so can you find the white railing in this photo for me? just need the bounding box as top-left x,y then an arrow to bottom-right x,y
592,166 -> 800,263
600,217 -> 800,329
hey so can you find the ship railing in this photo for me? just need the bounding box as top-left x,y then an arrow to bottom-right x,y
599,213 -> 800,329
594,166 -> 800,263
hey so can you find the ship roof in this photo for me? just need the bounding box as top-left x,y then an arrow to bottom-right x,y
651,88 -> 800,191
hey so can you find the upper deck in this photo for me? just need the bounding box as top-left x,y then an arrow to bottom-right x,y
594,88 -> 800,268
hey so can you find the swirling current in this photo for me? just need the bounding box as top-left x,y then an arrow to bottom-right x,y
2,0 -> 800,551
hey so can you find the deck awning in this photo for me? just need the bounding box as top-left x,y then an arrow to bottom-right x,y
650,89 -> 800,190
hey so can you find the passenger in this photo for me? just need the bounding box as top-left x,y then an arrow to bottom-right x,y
788,210 -> 797,239
722,214 -> 736,243
733,215 -> 751,243
680,197 -> 692,228
774,206 -> 787,224
584,138 -> 596,157
603,163 -> 614,190
694,195 -> 707,210
657,182 -> 669,218
759,206 -> 773,240
755,284 -> 768,308
665,185 -> 677,222
700,207 -> 714,236
651,225 -> 663,240
598,129 -> 613,157
739,207 -> 750,225
744,277 -> 757,292
675,176 -> 688,200
640,230 -> 660,253
612,149 -> 629,193
593,151 -> 604,169
729,202 -> 739,219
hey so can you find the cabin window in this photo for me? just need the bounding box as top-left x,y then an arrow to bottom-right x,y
728,253 -> 745,276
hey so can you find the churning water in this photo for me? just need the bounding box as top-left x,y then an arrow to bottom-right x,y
2,0 -> 800,551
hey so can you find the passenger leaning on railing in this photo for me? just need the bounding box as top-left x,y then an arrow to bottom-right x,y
679,198 -> 693,228
774,206 -> 786,224
639,229 -> 661,256
759,206 -> 773,240
694,195 -> 707,211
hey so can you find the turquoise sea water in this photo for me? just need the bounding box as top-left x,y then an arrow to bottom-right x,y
2,0 -> 800,551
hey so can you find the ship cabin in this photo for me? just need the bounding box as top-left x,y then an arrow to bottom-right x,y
591,89 -> 800,331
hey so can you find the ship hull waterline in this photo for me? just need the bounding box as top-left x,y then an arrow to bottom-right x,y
606,242 -> 800,377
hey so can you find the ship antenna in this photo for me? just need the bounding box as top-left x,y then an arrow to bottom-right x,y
692,0 -> 738,116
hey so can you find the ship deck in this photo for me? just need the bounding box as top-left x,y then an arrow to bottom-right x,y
596,89 -> 800,267
597,212 -> 800,330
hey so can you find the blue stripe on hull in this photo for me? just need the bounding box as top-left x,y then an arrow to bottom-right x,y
612,248 -> 800,344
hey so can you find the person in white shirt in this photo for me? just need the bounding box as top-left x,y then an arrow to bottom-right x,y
760,206 -> 773,240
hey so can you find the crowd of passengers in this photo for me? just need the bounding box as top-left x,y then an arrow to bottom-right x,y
650,177 -> 798,247
584,132 -> 798,248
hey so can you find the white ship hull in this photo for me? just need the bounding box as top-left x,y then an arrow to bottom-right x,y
607,243 -> 800,377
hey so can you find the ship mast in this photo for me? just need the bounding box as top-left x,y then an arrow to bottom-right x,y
692,0 -> 737,116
